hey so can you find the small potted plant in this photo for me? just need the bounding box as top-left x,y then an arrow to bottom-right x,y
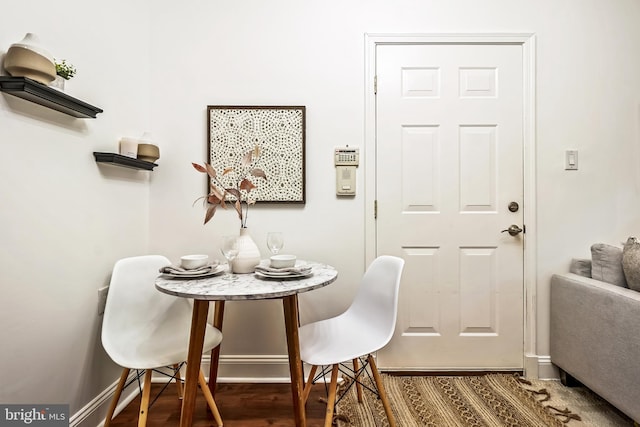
50,59 -> 76,91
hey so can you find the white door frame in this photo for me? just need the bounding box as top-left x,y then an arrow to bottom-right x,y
364,33 -> 539,377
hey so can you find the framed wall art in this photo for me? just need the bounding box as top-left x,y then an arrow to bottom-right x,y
207,105 -> 306,203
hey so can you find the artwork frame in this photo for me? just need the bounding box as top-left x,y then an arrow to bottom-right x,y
207,105 -> 306,204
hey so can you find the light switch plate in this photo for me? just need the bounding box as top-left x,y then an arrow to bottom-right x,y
98,286 -> 109,315
565,150 -> 578,170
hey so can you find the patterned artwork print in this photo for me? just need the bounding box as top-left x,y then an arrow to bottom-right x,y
208,106 -> 305,203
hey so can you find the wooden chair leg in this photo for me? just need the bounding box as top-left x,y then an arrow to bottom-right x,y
352,358 -> 364,403
324,365 -> 340,427
368,354 -> 396,427
173,364 -> 183,399
198,370 -> 223,427
104,368 -> 130,427
302,365 -> 318,405
138,369 -> 153,427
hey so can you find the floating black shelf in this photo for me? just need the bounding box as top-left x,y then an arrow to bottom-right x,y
93,152 -> 158,171
0,76 -> 103,118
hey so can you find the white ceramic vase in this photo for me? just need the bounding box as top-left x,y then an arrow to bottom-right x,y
232,228 -> 261,273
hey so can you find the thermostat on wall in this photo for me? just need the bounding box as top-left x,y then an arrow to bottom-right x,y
335,147 -> 359,196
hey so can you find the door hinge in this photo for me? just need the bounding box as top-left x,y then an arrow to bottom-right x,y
374,75 -> 377,95
374,200 -> 378,219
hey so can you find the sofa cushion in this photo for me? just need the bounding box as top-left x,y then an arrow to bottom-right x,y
569,258 -> 592,278
622,237 -> 640,292
590,243 -> 627,287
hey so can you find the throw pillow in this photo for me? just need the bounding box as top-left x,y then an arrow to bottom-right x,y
622,236 -> 640,292
569,258 -> 592,278
590,243 -> 627,287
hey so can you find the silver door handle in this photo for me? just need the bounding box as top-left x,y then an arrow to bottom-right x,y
501,225 -> 523,236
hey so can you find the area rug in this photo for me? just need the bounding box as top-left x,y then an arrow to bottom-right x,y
333,374 -> 586,427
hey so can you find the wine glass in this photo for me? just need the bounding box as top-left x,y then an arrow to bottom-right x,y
220,235 -> 239,280
267,232 -> 284,255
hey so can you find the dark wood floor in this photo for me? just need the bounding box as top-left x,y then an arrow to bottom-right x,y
108,382 -> 333,426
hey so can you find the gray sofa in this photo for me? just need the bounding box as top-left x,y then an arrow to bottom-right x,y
550,272 -> 640,422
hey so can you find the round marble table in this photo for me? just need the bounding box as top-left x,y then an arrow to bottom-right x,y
155,260 -> 338,427
156,260 -> 338,301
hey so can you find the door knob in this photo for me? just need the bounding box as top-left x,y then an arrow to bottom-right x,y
501,225 -> 523,236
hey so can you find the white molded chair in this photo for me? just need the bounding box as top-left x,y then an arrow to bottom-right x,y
299,255 -> 405,427
101,255 -> 223,427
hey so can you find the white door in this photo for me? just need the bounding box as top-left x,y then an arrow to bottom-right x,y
375,43 -> 525,370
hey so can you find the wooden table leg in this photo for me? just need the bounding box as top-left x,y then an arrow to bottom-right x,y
283,295 -> 306,427
208,301 -> 225,397
180,300 -> 210,427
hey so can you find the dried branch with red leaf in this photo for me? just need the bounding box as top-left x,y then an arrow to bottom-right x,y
192,145 -> 267,228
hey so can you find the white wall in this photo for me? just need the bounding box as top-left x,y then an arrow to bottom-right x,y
0,1 -> 152,422
2,0 -> 640,422
533,1 -> 640,358
148,0 -> 640,374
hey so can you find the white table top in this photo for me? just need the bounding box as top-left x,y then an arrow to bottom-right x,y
155,260 -> 338,301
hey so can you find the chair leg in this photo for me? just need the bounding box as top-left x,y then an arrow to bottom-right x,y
104,368 -> 130,427
198,369 -> 223,427
324,364 -> 340,427
173,364 -> 183,399
138,369 -> 153,427
352,358 -> 364,403
368,354 -> 396,427
302,365 -> 318,405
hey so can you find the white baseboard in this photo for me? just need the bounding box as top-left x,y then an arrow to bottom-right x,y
70,370 -> 139,427
212,354 -> 292,383
537,355 -> 560,380
524,354 -> 559,380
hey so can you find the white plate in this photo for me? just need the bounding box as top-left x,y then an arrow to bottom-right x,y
161,265 -> 225,279
255,271 -> 313,280
256,268 -> 312,277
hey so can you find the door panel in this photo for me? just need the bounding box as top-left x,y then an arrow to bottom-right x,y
376,43 -> 524,370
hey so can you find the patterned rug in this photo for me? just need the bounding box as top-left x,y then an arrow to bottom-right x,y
332,374 -> 589,427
